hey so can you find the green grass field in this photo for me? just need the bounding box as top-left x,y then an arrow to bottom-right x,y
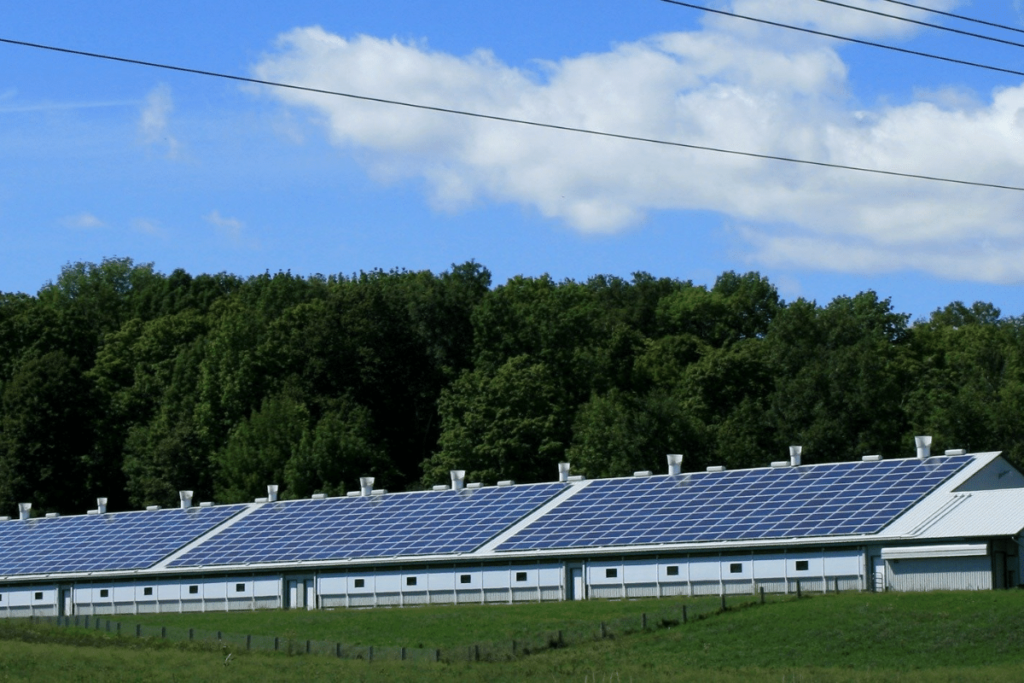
1,591 -> 1023,681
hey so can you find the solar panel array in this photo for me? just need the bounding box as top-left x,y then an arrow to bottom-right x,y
0,506 -> 246,576
496,456 -> 974,552
169,483 -> 566,567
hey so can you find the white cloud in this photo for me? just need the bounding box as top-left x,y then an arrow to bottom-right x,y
205,210 -> 256,247
251,2 -> 1024,284
132,218 -> 164,236
61,212 -> 104,229
139,84 -> 180,158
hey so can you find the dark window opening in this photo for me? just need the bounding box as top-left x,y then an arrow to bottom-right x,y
406,577 -> 417,586
795,560 -> 809,571
34,592 -> 43,600
515,571 -> 527,582
143,587 -> 153,596
666,566 -> 680,576
729,563 -> 743,574
354,579 -> 365,588
235,584 -> 245,593
99,589 -> 109,598
606,568 -> 618,578
459,574 -> 471,584
188,585 -> 199,595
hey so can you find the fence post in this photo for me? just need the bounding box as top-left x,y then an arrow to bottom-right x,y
136,624 -> 141,638
189,628 -> 194,641
246,634 -> 251,650
84,616 -> 90,629
797,581 -> 802,599
721,593 -> 726,611
336,642 -> 341,658
682,605 -> 687,624
305,640 -> 311,654
557,630 -> 563,646
274,636 -> 279,651
368,645 -> 374,662
161,626 -> 166,639
641,613 -> 647,630
434,648 -> 440,663
600,621 -> 606,639
116,622 -> 121,635
401,646 -> 406,661
217,630 -> 222,641
834,577 -> 840,594
760,587 -> 765,604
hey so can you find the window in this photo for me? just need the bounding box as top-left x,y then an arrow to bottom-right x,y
459,574 -> 471,584
235,584 -> 245,593
188,585 -> 199,595
795,560 -> 809,571
666,566 -> 680,576
99,589 -> 109,598
605,568 -> 618,579
34,592 -> 43,600
515,572 -> 527,582
354,579 -> 365,588
729,563 -> 743,574
406,576 -> 417,586
143,587 -> 153,596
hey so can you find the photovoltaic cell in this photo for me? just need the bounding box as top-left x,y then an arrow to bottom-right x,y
495,455 -> 973,552
0,505 -> 246,576
169,482 -> 566,567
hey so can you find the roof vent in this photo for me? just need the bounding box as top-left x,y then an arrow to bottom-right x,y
267,485 -> 279,502
254,497 -> 268,503
179,491 -> 194,509
770,461 -> 789,468
789,446 -> 802,467
346,491 -> 361,497
311,493 -> 327,500
45,512 -> 59,518
945,448 -> 966,456
199,501 -> 214,507
96,498 -> 108,514
633,471 -> 653,477
360,477 -> 375,497
707,466 -> 726,472
466,482 -> 483,489
86,510 -> 99,515
558,462 -> 571,483
667,454 -> 683,476
17,503 -> 31,520
432,484 -> 449,491
0,516 -> 9,521
450,470 -> 466,491
371,489 -> 387,495
567,474 -> 586,482
862,454 -> 883,462
915,435 -> 932,460
497,480 -> 515,486
146,505 -> 161,511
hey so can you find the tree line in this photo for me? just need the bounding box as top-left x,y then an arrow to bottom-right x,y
0,257 -> 1020,516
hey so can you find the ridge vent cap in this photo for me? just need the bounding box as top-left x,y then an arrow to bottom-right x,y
86,510 -> 99,515
254,497 -> 268,503
311,493 -> 327,500
466,482 -> 483,489
45,513 -> 59,518
944,449 -> 967,456
432,485 -> 449,491
707,465 -> 727,472
633,471 -> 653,477
146,505 -> 161,511
346,491 -> 361,497
862,455 -> 883,462
497,480 -> 515,486
371,489 -> 387,495
567,474 -> 586,482
770,461 -> 789,468
0,516 -> 9,521
199,502 -> 214,507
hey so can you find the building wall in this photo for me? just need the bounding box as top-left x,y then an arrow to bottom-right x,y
0,586 -> 57,617
886,556 -> 992,592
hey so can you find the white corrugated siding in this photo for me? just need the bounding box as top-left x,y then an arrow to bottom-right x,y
888,556 -> 991,591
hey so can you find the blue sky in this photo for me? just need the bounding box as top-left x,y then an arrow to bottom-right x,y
2,0 -> 1024,319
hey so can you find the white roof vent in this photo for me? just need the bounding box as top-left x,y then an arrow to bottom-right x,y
199,501 -> 214,507
432,484 -> 449,491
346,491 -> 361,497
0,516 -> 9,521
667,454 -> 683,476
789,446 -> 803,467
466,482 -> 483,489
567,474 -> 586,482
862,454 -> 882,462
558,462 -> 571,483
267,484 -> 279,502
45,512 -> 60,518
96,498 -> 108,514
497,480 -> 515,486
360,477 -> 375,497
707,466 -> 726,472
633,471 -> 653,477
254,497 -> 268,503
371,489 -> 387,495
450,470 -> 466,491
86,510 -> 99,515
311,493 -> 327,500
945,448 -> 966,456
915,435 -> 932,460
179,491 -> 194,509
770,461 -> 789,468
18,503 -> 31,520
146,505 -> 161,511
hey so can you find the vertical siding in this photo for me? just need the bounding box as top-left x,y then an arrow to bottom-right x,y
888,556 -> 992,592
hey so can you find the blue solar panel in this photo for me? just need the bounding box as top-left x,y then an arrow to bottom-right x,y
495,455 -> 973,552
0,505 -> 247,575
169,482 -> 566,567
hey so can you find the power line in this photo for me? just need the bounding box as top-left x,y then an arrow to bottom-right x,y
1,35 -> 1023,193
659,0 -> 1024,78
815,0 -> 1024,50
881,0 -> 1024,36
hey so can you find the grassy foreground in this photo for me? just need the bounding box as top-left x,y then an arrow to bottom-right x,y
1,591 -> 1023,681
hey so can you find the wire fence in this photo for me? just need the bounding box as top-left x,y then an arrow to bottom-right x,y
18,589 -> 794,664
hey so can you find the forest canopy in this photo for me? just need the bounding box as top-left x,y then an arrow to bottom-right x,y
1,257 -> 1021,516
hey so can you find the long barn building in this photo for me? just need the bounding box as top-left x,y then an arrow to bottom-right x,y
0,437 -> 1022,617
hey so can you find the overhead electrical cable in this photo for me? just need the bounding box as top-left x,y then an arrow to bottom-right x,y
814,0 -> 1024,50
1,35 -> 1023,193
658,0 -> 1024,78
881,0 -> 1024,36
